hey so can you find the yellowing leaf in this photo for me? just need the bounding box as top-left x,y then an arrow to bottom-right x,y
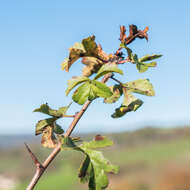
41,126 -> 57,148
62,42 -> 86,72
136,61 -> 157,73
112,89 -> 143,118
125,79 -> 155,96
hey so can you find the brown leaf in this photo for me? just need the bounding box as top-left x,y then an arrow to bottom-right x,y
120,25 -> 127,43
97,44 -> 109,62
137,26 -> 149,41
129,24 -> 138,36
41,126 -> 57,148
82,57 -> 104,77
82,36 -> 109,62
119,25 -> 149,45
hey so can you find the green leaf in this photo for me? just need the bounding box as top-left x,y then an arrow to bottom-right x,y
81,136 -> 113,149
57,103 -> 72,116
91,80 -> 113,98
59,137 -> 118,190
112,90 -> 143,118
41,126 -> 57,148
94,63 -> 123,80
66,76 -> 90,95
78,155 -> 91,182
78,137 -> 118,190
136,61 -> 157,73
33,103 -> 72,118
72,82 -> 96,105
79,148 -> 119,190
72,81 -> 112,105
53,122 -> 64,134
138,54 -> 162,62
104,85 -> 123,104
35,118 -> 57,135
125,79 -> 155,96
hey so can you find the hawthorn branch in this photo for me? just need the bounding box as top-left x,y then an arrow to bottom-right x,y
26,73 -> 111,190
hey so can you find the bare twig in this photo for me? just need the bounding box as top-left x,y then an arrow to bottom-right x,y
110,76 -> 123,86
26,73 -> 112,190
24,143 -> 42,167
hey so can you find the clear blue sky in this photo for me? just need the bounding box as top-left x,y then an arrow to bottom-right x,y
0,0 -> 190,134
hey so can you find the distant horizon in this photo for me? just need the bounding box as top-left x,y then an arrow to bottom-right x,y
2,123 -> 190,135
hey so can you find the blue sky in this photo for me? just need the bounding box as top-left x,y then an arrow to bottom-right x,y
0,0 -> 190,134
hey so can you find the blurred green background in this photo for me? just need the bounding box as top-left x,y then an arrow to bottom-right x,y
2,127 -> 190,190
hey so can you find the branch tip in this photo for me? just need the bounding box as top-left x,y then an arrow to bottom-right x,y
24,143 -> 42,167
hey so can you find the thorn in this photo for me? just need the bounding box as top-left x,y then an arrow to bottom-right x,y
24,143 -> 43,168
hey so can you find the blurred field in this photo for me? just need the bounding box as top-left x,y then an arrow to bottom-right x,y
1,127 -> 190,190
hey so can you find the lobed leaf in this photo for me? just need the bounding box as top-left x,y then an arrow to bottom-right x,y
72,82 -> 96,105
79,149 -> 119,190
59,137 -> 118,190
91,80 -> 113,98
94,63 -> 123,80
72,81 -> 112,105
78,138 -> 118,190
33,103 -> 72,118
66,76 -> 90,95
125,79 -> 155,96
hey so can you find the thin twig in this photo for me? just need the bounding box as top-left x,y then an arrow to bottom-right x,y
110,76 -> 123,86
62,114 -> 75,118
24,143 -> 43,167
